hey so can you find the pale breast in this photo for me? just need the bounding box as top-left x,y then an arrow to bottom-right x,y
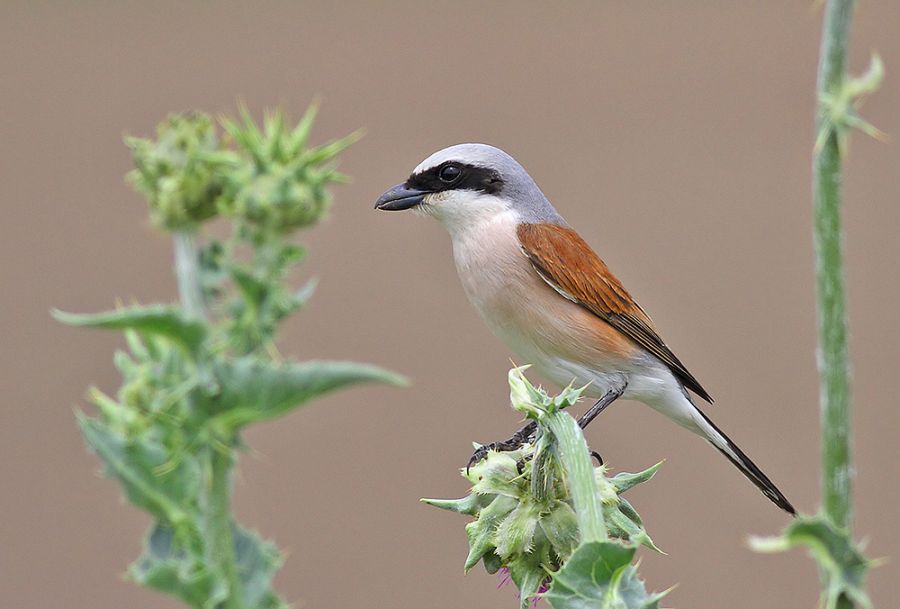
451,212 -> 640,392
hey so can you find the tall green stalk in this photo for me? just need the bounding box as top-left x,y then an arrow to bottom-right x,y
173,231 -> 206,320
735,6 -> 880,606
814,0 -> 854,535
174,230 -> 243,608
205,447 -> 242,609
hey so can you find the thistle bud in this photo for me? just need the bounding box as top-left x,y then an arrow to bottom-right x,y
219,107 -> 358,233
423,368 -> 664,607
424,446 -> 661,608
126,113 -> 224,230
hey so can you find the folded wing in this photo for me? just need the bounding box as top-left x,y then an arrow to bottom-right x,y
516,222 -> 713,404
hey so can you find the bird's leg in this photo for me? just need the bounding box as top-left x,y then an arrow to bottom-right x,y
466,420 -> 537,474
577,385 -> 625,429
576,384 -> 626,465
466,385 -> 625,473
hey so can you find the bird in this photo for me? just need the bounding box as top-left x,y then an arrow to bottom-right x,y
374,143 -> 795,515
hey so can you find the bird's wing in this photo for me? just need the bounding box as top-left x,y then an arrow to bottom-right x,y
516,222 -> 713,403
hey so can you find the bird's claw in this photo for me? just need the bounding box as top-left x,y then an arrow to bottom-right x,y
466,439 -> 603,476
465,421 -> 538,475
466,437 -> 526,474
465,444 -> 492,473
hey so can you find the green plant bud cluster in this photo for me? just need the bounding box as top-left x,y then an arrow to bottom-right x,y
226,162 -> 330,232
57,104 -> 405,609
424,446 -> 661,605
126,105 -> 357,236
219,106 -> 358,233
425,368 -> 666,609
127,113 -> 225,229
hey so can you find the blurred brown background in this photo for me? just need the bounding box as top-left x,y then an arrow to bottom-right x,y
2,2 -> 898,608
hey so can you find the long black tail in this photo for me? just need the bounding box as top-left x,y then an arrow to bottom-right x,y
694,407 -> 796,515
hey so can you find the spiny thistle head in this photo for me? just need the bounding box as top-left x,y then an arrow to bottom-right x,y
126,112 -> 225,230
219,104 -> 360,233
423,368 -> 662,607
425,449 -> 661,577
125,104 -> 360,235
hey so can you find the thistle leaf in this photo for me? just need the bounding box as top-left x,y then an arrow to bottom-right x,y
130,522 -> 226,609
54,306 -> 206,356
233,526 -> 284,609
79,414 -> 199,526
464,495 -> 517,571
609,461 -> 663,494
543,541 -> 666,609
129,522 -> 286,609
420,493 -> 490,516
750,515 -> 874,609
212,357 -> 407,429
508,542 -> 552,609
539,500 -> 579,561
495,500 -> 542,559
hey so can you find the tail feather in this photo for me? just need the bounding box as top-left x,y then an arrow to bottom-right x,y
693,407 -> 796,515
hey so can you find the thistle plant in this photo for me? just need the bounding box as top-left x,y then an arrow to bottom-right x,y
751,2 -> 882,608
55,106 -> 405,609
425,367 -> 666,609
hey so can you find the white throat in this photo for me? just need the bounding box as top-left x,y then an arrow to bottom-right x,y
420,190 -> 513,238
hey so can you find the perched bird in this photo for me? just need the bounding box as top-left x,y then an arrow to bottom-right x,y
375,143 -> 795,515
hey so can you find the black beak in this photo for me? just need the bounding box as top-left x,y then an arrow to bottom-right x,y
374,183 -> 428,211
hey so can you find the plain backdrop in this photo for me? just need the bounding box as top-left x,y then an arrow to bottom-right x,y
2,3 -> 898,608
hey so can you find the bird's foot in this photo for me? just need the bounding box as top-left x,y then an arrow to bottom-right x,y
466,421 -> 537,474
466,439 -> 527,473
465,421 -> 604,473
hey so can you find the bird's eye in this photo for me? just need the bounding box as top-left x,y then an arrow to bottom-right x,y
438,165 -> 461,183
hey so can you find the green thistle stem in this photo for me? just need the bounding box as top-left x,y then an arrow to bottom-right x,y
544,412 -> 607,542
173,231 -> 206,319
173,230 -> 243,608
814,3 -> 855,607
814,0 -> 853,535
205,446 -> 243,609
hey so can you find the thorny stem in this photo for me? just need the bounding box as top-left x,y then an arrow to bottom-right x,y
173,230 -> 243,609
173,231 -> 206,320
206,446 -> 242,609
814,3 -> 855,608
814,0 -> 853,535
544,412 -> 607,542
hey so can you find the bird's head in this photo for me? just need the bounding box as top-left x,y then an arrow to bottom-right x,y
374,143 -> 562,235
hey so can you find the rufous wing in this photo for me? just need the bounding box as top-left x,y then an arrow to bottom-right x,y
516,222 -> 713,404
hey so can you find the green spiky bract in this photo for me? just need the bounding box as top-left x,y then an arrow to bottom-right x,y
424,367 -> 666,609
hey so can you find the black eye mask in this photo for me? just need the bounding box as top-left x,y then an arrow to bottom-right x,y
406,162 -> 503,195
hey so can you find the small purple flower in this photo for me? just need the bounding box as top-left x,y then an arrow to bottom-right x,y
533,579 -> 550,607
496,567 -> 512,589
497,568 -> 550,607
